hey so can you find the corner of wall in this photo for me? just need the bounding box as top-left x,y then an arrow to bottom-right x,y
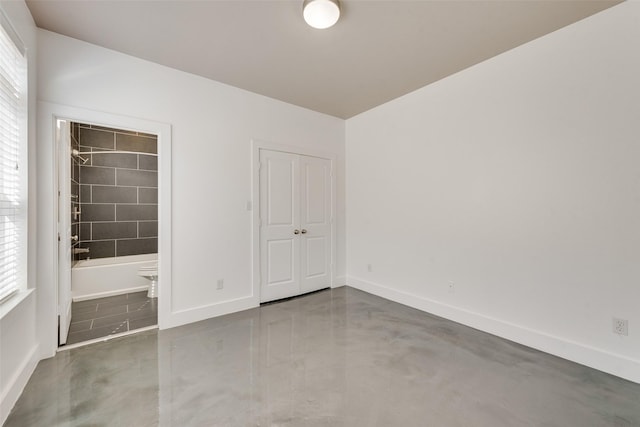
0,344 -> 38,425
0,291 -> 40,425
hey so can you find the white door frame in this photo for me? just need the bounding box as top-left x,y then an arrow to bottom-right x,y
251,140 -> 337,302
37,102 -> 172,358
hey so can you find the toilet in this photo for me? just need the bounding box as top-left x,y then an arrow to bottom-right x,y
138,264 -> 158,298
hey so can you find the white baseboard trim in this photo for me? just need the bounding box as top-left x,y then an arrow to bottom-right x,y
164,295 -> 258,329
0,344 -> 39,425
72,286 -> 149,302
333,276 -> 347,288
347,276 -> 640,384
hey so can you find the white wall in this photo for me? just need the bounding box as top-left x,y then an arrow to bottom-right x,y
0,0 -> 39,423
346,1 -> 640,383
36,30 -> 345,349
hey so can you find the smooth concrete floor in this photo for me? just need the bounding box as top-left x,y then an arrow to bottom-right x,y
5,287 -> 640,426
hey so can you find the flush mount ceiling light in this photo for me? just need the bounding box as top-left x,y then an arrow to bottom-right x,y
303,0 -> 340,29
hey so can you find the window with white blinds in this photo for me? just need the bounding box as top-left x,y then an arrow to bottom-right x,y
0,12 -> 27,303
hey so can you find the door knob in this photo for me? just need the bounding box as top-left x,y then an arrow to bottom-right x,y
71,235 -> 78,242
301,229 -> 307,234
294,229 -> 300,234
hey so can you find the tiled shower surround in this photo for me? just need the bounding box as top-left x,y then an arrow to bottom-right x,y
73,122 -> 158,260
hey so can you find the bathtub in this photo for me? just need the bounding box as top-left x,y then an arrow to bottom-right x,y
71,253 -> 157,301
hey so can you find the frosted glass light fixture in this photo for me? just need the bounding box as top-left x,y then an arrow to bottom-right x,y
303,0 -> 340,29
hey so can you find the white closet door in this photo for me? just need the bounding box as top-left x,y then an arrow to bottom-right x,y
299,155 -> 331,294
260,150 -> 301,302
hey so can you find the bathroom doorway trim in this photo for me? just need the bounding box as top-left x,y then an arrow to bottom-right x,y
37,102 -> 172,358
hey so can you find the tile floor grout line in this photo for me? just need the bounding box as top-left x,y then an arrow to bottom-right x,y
66,292 -> 156,346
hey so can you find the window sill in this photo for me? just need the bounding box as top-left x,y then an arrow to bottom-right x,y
0,288 -> 35,320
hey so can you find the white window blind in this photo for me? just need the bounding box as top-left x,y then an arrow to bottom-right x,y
0,12 -> 27,303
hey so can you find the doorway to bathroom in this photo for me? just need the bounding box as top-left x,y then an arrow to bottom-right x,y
57,120 -> 160,347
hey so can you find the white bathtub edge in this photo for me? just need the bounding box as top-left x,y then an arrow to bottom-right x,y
73,286 -> 149,302
72,254 -> 157,300
73,253 -> 158,269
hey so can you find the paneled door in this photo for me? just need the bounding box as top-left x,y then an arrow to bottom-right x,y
259,150 -> 331,303
298,155 -> 331,294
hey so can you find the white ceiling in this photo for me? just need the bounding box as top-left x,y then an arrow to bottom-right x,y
26,0 -> 620,119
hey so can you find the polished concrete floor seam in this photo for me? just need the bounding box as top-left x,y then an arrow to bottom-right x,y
6,287 -> 640,426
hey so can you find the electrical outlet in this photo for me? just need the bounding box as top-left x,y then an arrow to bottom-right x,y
448,281 -> 455,293
613,318 -> 628,336
217,279 -> 224,290
367,264 -> 373,272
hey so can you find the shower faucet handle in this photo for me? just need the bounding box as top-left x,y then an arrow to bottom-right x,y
294,229 -> 300,234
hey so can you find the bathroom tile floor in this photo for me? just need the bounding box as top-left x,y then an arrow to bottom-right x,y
7,287 -> 640,426
65,291 -> 157,345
